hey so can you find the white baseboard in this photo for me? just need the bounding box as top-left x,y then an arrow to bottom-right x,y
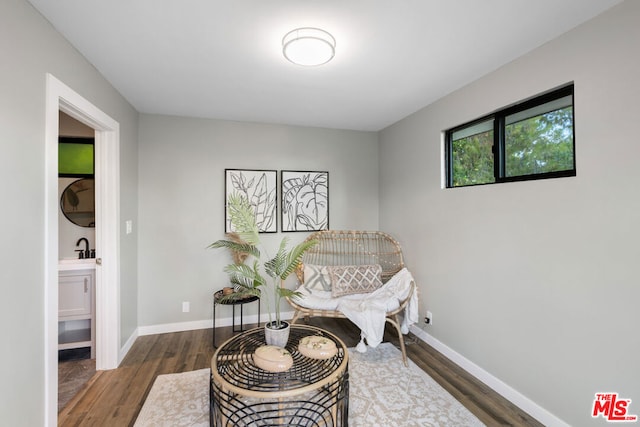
136,311 -> 296,337
409,326 -> 569,427
138,319 -> 212,336
118,328 -> 139,365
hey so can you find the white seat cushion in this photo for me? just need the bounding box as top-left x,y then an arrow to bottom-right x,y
293,284 -> 401,312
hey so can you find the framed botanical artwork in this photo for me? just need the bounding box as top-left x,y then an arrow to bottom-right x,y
225,169 -> 277,233
281,170 -> 329,232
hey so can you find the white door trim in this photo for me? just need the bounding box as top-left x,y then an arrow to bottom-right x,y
44,74 -> 121,426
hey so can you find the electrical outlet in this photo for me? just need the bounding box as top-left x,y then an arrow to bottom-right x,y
425,311 -> 433,325
182,301 -> 190,313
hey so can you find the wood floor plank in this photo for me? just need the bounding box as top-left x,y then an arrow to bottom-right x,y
59,321 -> 542,426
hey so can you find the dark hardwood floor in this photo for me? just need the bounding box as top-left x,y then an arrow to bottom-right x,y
59,318 -> 542,426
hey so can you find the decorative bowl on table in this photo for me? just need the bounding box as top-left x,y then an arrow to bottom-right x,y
253,345 -> 293,372
298,335 -> 338,360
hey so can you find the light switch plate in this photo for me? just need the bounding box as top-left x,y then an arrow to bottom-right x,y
125,220 -> 133,234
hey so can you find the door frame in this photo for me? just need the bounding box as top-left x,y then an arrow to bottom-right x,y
44,74 -> 121,426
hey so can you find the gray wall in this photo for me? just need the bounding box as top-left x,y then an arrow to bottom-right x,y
137,114 -> 378,327
0,0 -> 139,424
379,1 -> 640,425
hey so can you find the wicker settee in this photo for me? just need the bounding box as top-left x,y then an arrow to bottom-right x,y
286,230 -> 417,366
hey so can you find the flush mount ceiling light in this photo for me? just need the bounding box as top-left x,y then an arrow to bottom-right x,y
282,27 -> 336,66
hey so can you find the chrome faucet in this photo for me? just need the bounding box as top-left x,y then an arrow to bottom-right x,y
76,237 -> 91,259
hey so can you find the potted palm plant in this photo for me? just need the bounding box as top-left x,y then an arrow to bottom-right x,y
209,193 -> 317,346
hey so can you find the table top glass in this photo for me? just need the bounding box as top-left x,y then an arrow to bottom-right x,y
213,289 -> 260,304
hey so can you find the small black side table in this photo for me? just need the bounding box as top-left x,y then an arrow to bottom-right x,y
212,290 -> 260,347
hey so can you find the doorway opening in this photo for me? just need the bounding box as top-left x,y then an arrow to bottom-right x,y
57,112 -> 96,411
44,74 -> 121,427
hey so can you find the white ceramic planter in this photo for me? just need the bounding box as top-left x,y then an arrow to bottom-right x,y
264,321 -> 290,348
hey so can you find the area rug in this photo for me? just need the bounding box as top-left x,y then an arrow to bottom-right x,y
134,343 -> 484,426
134,368 -> 210,427
348,343 -> 484,426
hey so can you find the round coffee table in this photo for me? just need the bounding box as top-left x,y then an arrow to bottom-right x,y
210,324 -> 349,426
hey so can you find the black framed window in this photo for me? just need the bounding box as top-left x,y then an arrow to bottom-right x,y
446,84 -> 575,188
58,137 -> 95,178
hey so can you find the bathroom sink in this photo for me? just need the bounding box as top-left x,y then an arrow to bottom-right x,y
58,258 -> 96,271
59,258 -> 95,264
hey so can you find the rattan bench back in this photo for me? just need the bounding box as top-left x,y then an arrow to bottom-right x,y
298,230 -> 405,284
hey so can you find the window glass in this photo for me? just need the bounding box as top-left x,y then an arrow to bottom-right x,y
451,119 -> 495,187
505,96 -> 574,177
59,138 -> 95,177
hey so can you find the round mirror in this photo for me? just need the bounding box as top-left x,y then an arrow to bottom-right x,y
60,178 -> 95,227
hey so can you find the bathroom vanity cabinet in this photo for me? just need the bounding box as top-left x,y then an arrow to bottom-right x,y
58,262 -> 96,358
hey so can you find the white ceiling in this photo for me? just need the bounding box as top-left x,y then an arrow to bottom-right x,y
28,0 -> 622,131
